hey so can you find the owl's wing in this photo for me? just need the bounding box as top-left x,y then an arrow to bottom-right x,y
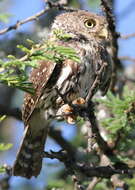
13,60 -> 60,178
100,55 -> 112,96
22,60 -> 57,124
100,76 -> 111,96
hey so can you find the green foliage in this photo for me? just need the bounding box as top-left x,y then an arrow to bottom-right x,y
0,143 -> 13,173
0,143 -> 12,151
47,180 -> 66,189
53,29 -> 73,41
47,177 -> 73,190
0,56 -> 37,94
0,39 -> 80,94
126,176 -> 135,190
97,88 -> 135,135
94,179 -> 110,190
0,115 -> 6,121
96,87 -> 135,158
88,0 -> 100,9
0,0 -> 12,23
69,0 -> 81,8
0,166 -> 5,173
0,13 -> 11,23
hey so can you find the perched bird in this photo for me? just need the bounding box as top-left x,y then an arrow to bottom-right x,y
13,10 -> 112,178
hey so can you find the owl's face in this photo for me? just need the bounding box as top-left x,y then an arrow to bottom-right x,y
52,10 -> 108,42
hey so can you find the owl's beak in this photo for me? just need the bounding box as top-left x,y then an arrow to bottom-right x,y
99,28 -> 108,39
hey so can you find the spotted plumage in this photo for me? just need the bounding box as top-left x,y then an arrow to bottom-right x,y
13,10 -> 112,178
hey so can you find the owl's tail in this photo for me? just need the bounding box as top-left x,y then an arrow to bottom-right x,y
13,125 -> 48,178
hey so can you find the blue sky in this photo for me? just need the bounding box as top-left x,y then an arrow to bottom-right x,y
115,0 -> 135,61
3,0 -> 134,62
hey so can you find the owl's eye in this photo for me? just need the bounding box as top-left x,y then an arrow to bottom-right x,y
84,19 -> 96,28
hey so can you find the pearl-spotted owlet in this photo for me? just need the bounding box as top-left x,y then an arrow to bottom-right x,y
13,10 -> 112,178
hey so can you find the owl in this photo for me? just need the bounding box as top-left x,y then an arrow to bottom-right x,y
13,10 -> 112,178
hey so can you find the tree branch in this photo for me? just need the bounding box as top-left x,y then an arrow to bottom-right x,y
0,165 -> 12,190
43,150 -> 131,178
49,127 -> 76,156
0,104 -> 22,120
0,0 -> 77,35
119,56 -> 135,64
120,32 -> 135,39
87,178 -> 101,190
84,102 -> 114,157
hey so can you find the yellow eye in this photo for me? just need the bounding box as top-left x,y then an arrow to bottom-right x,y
84,19 -> 96,28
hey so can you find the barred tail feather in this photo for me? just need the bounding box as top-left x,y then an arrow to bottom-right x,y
13,125 -> 48,178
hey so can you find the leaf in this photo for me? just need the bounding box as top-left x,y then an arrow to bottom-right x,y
88,0 -> 100,8
0,13 -> 12,23
17,45 -> 30,54
0,166 -> 5,173
0,115 -> 6,121
0,143 -> 13,151
0,39 -> 80,93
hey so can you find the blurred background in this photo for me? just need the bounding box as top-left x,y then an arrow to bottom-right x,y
0,0 -> 135,189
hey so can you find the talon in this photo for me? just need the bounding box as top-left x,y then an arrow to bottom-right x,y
56,98 -> 85,124
67,116 -> 76,124
72,97 -> 85,105
61,104 -> 75,124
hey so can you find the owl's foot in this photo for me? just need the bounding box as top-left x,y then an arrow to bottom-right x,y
72,97 -> 85,105
56,97 -> 85,124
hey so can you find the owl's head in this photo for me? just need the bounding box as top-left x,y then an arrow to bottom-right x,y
51,10 -> 109,42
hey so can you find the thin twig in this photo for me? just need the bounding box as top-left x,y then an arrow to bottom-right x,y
42,150 -> 131,178
0,1 -> 77,35
111,175 -> 129,190
87,177 -> 101,190
72,175 -> 85,190
0,9 -> 48,35
119,56 -> 135,63
55,87 -> 125,165
120,32 -> 135,39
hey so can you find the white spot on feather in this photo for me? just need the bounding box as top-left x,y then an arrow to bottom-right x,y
18,160 -> 29,167
56,65 -> 72,87
34,142 -> 41,147
43,68 -> 47,72
27,144 -> 34,149
21,150 -> 32,159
